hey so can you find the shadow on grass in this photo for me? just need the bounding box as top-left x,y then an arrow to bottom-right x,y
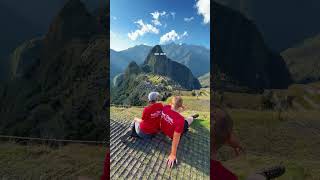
191,118 -> 210,130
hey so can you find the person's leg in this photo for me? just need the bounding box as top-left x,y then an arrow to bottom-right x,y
134,122 -> 154,139
185,117 -> 194,126
183,114 -> 199,134
121,121 -> 138,142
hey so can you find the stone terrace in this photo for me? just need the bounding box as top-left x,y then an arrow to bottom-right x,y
110,118 -> 210,180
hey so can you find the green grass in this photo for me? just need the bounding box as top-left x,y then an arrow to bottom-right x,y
0,142 -> 106,179
214,92 -> 262,110
218,109 -> 320,180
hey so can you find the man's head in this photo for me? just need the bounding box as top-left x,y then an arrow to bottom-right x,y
148,92 -> 159,103
211,106 -> 233,152
171,96 -> 183,109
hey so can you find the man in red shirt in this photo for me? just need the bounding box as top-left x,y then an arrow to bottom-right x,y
160,96 -> 199,168
123,92 -> 163,140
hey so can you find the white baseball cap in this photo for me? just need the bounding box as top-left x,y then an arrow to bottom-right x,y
148,92 -> 159,101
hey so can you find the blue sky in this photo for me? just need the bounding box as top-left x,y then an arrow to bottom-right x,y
110,0 -> 210,51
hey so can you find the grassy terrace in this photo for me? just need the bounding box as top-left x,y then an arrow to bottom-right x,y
0,143 -> 105,179
217,82 -> 320,180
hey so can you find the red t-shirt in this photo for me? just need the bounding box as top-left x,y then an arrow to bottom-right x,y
211,160 -> 238,180
160,105 -> 185,139
101,150 -> 110,180
139,102 -> 163,134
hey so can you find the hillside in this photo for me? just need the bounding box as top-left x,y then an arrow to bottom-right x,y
0,0 -> 108,140
212,1 -> 292,91
282,34 -> 320,83
110,43 -> 210,78
111,45 -> 201,105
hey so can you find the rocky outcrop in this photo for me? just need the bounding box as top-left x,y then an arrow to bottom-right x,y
124,61 -> 142,77
44,0 -> 100,51
143,45 -> 201,90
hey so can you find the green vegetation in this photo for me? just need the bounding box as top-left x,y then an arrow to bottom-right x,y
0,142 -> 105,179
216,82 -> 320,179
219,110 -> 320,180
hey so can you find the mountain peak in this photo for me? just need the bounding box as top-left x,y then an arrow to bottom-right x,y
125,61 -> 141,76
142,46 -> 201,90
150,45 -> 164,54
44,0 -> 98,50
59,0 -> 88,17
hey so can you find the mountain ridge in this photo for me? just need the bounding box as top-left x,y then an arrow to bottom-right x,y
110,43 -> 210,78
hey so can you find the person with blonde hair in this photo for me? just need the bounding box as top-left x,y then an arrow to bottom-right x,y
160,96 -> 199,168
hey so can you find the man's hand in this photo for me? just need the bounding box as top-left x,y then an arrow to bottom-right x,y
167,154 -> 178,168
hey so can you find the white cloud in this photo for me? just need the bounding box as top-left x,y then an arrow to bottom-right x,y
195,0 -> 210,24
160,30 -> 188,44
128,19 -> 159,41
170,12 -> 176,19
184,17 -> 194,22
111,30 -> 134,51
111,16 -> 117,20
151,11 -> 166,26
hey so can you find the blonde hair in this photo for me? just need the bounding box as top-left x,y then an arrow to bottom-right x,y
171,96 -> 184,110
212,106 -> 233,151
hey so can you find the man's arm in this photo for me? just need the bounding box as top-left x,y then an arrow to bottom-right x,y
134,108 -> 147,123
134,117 -> 142,123
226,132 -> 243,156
167,132 -> 181,168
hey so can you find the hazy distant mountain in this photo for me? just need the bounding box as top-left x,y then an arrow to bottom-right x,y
110,49 -> 132,78
282,34 -> 320,83
212,1 -> 292,91
119,45 -> 152,64
213,0 -> 320,52
110,43 -> 210,78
